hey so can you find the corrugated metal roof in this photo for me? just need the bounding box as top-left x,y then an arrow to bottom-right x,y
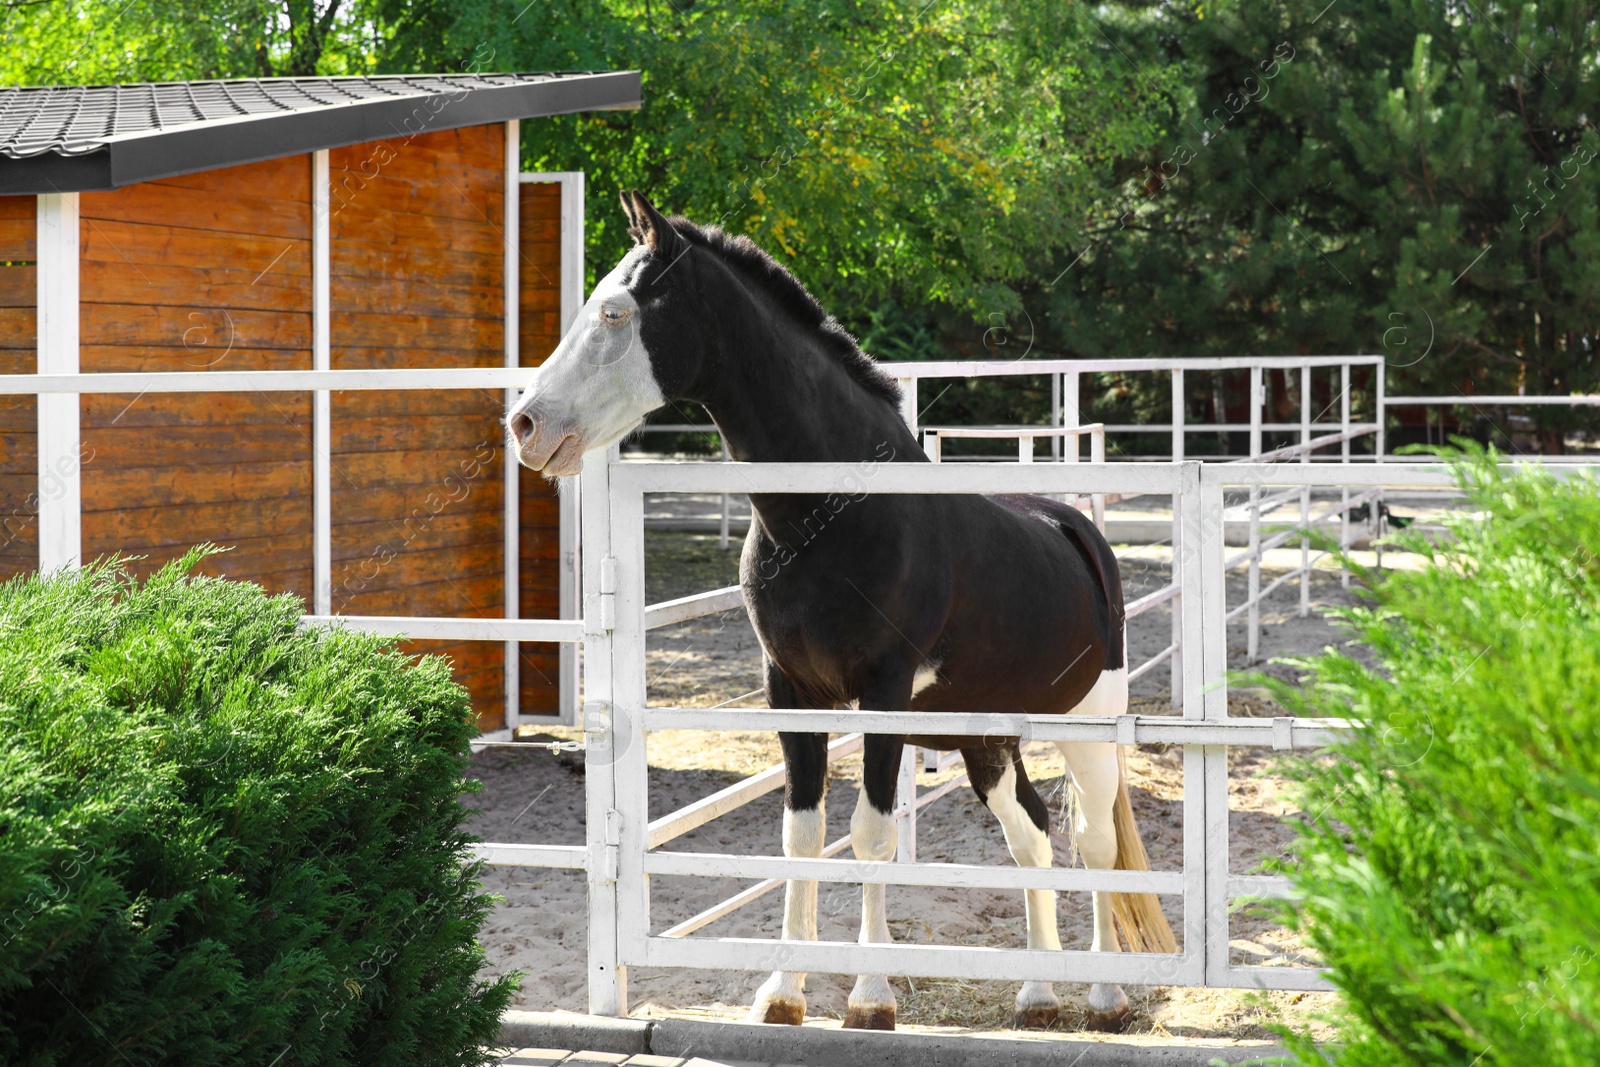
0,71 -> 640,194
1,73 -> 599,158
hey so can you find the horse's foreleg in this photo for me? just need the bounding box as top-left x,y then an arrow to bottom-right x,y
751,729 -> 828,1025
843,732 -> 903,1031
1058,739 -> 1131,1031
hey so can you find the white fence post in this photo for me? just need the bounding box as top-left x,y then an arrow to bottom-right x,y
35,192 -> 80,574
609,455 -> 651,1013
1051,373 -> 1061,462
1089,426 -> 1105,532
897,745 -> 918,864
1339,361 -> 1351,590
1299,365 -> 1311,617
897,376 -> 918,432
1170,369 -> 1185,709
719,438 -> 731,550
581,447 -> 626,1016
1246,365 -> 1263,664
1374,361 -> 1386,571
311,153 -> 330,615
503,122 -> 522,731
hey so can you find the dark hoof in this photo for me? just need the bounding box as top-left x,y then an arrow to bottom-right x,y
1012,1005 -> 1060,1030
753,998 -> 805,1025
842,1004 -> 896,1030
1084,1006 -> 1133,1033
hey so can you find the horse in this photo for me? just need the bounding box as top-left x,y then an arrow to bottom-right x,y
507,191 -> 1177,1032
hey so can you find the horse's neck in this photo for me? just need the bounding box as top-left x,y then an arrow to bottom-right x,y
702,334 -> 918,465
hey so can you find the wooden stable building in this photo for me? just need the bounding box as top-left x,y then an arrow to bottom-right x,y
0,72 -> 638,728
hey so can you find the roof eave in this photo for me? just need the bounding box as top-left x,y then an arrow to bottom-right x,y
0,71 -> 641,197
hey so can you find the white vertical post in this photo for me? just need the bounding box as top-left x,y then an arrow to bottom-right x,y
36,193 -> 80,573
582,446 -> 625,1016
1187,462 -> 1230,984
1299,364 -> 1311,617
922,430 -> 941,462
503,123 -> 522,732
897,376 -> 918,431
1374,361 -> 1386,572
1170,369 -> 1184,709
897,745 -> 917,864
312,152 -> 331,615
1246,365 -> 1262,664
1089,426 -> 1105,532
1170,368 -> 1185,462
1339,361 -> 1350,590
1050,373 -> 1061,462
1017,435 -> 1033,463
1062,372 -> 1081,504
558,171 -> 586,725
718,438 -> 731,551
609,461 -> 649,1014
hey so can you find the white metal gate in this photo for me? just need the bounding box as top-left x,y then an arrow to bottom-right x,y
483,453 -> 1490,1015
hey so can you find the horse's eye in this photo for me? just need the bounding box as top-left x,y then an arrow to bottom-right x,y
601,305 -> 629,324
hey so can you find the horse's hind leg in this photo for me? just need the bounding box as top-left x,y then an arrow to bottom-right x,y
963,743 -> 1063,1029
749,729 -> 827,1025
1057,739 -> 1131,1031
843,732 -> 903,1031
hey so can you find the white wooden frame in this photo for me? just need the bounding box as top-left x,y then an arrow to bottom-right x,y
521,169 -> 587,725
35,192 -> 80,573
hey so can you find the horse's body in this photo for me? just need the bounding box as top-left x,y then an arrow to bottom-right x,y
509,192 -> 1176,1032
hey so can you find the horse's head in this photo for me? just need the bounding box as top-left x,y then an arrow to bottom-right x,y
507,190 -> 707,475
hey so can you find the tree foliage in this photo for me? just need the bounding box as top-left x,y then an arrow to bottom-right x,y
3,0 -> 1596,446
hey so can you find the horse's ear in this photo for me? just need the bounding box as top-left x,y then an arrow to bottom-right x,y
620,189 -> 643,241
626,190 -> 682,257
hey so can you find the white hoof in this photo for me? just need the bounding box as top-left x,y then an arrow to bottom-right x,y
750,972 -> 806,1025
844,975 -> 897,1030
1084,981 -> 1131,1032
1012,980 -> 1061,1029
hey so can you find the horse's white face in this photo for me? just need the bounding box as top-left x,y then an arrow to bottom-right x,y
507,245 -> 666,475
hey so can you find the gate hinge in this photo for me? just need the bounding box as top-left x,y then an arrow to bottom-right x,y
584,556 -> 618,633
589,806 -> 622,886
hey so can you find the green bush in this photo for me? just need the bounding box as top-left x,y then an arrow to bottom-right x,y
1264,448 -> 1600,1066
0,550 -> 515,1065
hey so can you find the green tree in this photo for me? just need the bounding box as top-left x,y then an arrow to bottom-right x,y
1050,0 -> 1600,451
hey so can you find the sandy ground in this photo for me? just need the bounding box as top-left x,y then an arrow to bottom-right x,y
469,529 -> 1386,1045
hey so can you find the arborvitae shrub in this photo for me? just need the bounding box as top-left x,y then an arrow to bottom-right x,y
1267,448 -> 1600,1066
0,550 -> 515,1065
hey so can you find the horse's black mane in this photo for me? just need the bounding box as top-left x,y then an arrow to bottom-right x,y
664,216 -> 902,407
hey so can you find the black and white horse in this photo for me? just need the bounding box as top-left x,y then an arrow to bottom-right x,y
509,192 -> 1176,1032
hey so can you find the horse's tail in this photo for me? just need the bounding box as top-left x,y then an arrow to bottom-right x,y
1109,748 -> 1179,955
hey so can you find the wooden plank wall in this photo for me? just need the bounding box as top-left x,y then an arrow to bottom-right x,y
78,160 -> 315,595
0,197 -> 36,578
329,125 -> 521,730
0,130 -> 568,730
517,181 -> 566,718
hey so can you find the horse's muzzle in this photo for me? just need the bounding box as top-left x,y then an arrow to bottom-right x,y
509,405 -> 585,475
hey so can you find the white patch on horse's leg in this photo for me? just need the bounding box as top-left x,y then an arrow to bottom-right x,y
751,803 -> 824,1025
910,661 -> 942,698
984,762 -> 1063,1028
844,786 -> 897,1030
1057,738 -> 1131,1029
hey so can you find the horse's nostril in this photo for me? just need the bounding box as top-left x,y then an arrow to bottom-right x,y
509,411 -> 535,445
